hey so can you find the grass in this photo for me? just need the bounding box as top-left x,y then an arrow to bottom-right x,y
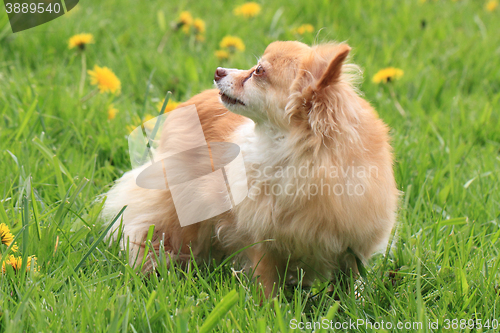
0,0 -> 499,331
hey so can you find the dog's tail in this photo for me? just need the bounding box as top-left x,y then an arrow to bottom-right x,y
101,165 -> 172,268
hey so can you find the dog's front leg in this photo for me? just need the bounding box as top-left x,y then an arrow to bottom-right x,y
247,247 -> 283,299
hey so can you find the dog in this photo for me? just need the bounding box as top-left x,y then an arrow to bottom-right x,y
102,41 -> 398,298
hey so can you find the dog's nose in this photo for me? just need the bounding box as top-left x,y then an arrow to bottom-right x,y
214,67 -> 227,82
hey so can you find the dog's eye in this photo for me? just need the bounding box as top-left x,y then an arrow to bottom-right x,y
254,65 -> 265,76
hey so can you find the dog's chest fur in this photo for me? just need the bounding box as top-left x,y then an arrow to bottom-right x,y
222,120 -> 365,264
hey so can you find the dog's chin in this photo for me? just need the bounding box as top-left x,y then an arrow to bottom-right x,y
218,90 -> 246,108
217,90 -> 265,123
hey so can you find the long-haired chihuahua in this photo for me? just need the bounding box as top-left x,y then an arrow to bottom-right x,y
102,41 -> 398,298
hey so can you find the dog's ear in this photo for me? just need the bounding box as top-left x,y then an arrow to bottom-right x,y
316,44 -> 351,90
286,43 -> 356,141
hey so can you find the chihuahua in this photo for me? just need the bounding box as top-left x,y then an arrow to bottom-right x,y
102,41 -> 398,298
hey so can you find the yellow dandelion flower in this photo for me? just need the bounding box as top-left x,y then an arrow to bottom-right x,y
177,10 -> 193,27
292,24 -> 314,35
128,107 -> 180,134
107,104 -> 119,120
129,115 -> 154,130
372,67 -> 404,84
215,50 -> 230,60
10,243 -> 18,252
27,256 -> 36,270
234,2 -> 261,18
486,0 -> 498,11
68,33 -> 94,50
0,223 -> 14,248
220,36 -> 245,52
156,99 -> 180,113
2,255 -> 36,273
144,114 -> 155,122
126,124 -> 136,133
140,114 -> 157,131
88,65 -> 121,94
6,255 -> 21,271
1,255 -> 12,273
193,18 -> 206,34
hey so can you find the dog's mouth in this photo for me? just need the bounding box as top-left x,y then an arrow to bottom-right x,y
219,91 -> 245,106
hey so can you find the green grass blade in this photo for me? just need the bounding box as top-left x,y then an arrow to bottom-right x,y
74,205 -> 127,272
318,302 -> 340,333
199,290 -> 239,333
273,298 -> 288,333
32,137 -> 67,199
29,177 -> 42,240
14,97 -> 38,142
139,224 -> 155,271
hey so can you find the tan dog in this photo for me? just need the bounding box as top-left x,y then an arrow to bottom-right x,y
102,41 -> 398,298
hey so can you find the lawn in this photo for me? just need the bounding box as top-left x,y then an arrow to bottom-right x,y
0,0 -> 499,331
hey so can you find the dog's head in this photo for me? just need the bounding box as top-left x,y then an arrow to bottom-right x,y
215,41 -> 361,138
